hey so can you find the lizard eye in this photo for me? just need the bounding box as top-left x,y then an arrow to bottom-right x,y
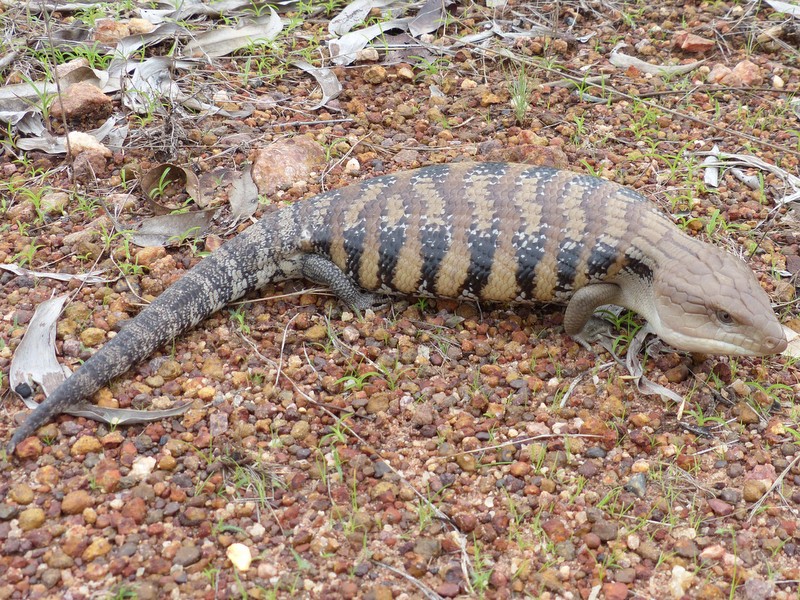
716,310 -> 734,325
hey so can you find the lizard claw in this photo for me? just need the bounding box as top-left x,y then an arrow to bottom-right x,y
572,316 -> 620,355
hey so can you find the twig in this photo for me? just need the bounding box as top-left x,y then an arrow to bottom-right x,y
275,312 -> 300,387
747,453 -> 800,521
372,562 -> 443,600
0,49 -> 19,74
38,0 -> 74,179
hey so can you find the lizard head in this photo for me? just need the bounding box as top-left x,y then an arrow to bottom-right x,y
650,248 -> 787,356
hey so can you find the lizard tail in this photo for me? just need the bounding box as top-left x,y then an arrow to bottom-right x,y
8,221 -> 288,454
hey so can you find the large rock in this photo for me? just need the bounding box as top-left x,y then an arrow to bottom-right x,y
50,81 -> 112,124
251,137 -> 326,197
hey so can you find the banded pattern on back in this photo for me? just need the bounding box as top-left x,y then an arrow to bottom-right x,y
298,162 -> 672,304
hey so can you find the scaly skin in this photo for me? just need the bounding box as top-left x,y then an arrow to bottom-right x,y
7,162 -> 786,453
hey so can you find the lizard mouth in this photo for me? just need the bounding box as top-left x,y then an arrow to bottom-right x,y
655,322 -> 787,357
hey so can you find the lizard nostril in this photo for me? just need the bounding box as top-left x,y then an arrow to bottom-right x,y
764,336 -> 787,353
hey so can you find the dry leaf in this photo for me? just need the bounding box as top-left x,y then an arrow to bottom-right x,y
182,10 -> 282,58
329,17 -> 413,65
9,295 -> 193,425
609,50 -> 704,76
228,164 -> 259,221
293,60 -> 342,110
140,163 -> 203,209
16,116 -> 119,154
764,0 -> 800,17
10,296 -> 72,399
0,264 -> 108,284
782,327 -> 800,358
703,144 -> 720,188
130,210 -> 216,247
329,0 -> 401,36
409,0 -> 451,37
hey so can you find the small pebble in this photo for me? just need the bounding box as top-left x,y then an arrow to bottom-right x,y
227,543 -> 252,571
18,507 -> 46,531
61,490 -> 94,515
71,436 -> 102,456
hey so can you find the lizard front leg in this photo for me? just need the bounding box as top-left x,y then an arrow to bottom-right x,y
563,283 -> 622,350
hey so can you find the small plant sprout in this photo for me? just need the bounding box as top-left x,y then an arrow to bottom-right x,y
508,67 -> 532,126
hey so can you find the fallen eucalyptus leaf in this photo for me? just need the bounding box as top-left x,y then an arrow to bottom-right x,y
10,296 -> 72,399
27,1 -> 111,13
782,328 -> 800,358
382,32 -> 434,63
63,401 -> 193,425
491,22 -> 564,40
182,10 -> 283,58
703,144 -> 720,188
573,312 -> 685,410
550,76 -> 607,89
228,164 -> 259,221
140,163 -> 202,209
609,50 -> 704,76
51,20 -> 93,46
137,7 -> 176,24
105,55 -> 195,94
112,55 -> 250,117
730,167 -> 761,190
697,151 -> 800,207
329,17 -> 413,65
0,80 -> 59,113
409,0 -> 452,37
116,23 -> 187,59
0,264 -> 108,284
451,29 -> 495,47
111,56 -> 182,112
329,0 -> 400,36
13,131 -> 63,153
292,60 -> 342,110
141,0 -> 289,23
0,109 -> 46,135
625,325 -> 685,409
130,209 -> 216,247
15,116 -> 118,153
765,0 -> 800,17
60,65 -> 109,89
105,123 -> 129,150
199,167 -> 237,190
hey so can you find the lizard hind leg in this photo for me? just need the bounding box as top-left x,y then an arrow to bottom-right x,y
300,254 -> 382,311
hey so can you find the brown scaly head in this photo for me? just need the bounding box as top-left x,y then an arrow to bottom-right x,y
648,241 -> 786,356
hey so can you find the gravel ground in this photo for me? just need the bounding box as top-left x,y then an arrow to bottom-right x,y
1,1 -> 800,599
